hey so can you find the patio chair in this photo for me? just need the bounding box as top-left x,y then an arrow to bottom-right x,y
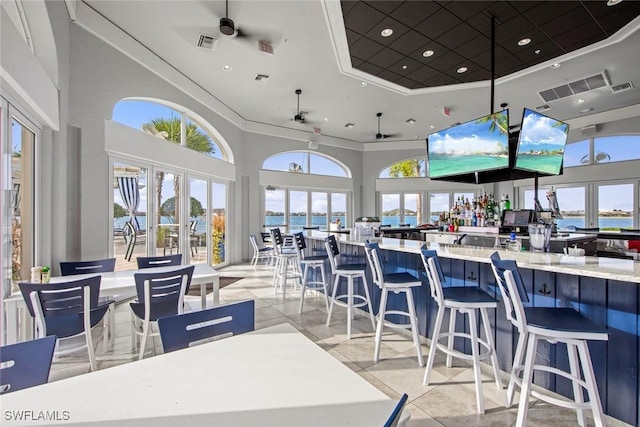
158,300 -> 255,352
1,336 -> 57,394
130,265 -> 194,360
19,276 -> 111,372
383,393 -> 408,427
136,254 -> 182,269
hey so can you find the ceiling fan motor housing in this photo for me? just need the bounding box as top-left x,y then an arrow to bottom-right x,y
220,17 -> 235,35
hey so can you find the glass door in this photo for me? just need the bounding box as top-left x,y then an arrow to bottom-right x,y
189,177 -> 208,264
154,169 -> 183,257
113,163 -> 148,270
211,182 -> 227,265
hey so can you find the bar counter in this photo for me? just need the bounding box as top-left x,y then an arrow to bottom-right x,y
303,230 -> 640,426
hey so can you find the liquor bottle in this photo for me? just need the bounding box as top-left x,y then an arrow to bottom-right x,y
504,194 -> 511,210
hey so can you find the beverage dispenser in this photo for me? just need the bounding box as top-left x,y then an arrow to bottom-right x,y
353,216 -> 381,240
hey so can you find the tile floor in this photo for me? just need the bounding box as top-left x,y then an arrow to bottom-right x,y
48,262 -> 628,427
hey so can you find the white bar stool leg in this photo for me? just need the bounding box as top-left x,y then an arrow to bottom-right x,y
446,308 -> 456,368
577,340 -> 606,427
361,275 -> 375,330
374,287 -> 388,363
468,309 -> 485,414
480,307 -> 502,390
517,332 -> 538,427
326,275 -> 339,327
424,304 -> 445,385
347,275 -> 353,339
299,263 -> 309,313
567,342 -> 586,426
405,288 -> 423,367
507,331 -> 527,407
320,264 -> 329,312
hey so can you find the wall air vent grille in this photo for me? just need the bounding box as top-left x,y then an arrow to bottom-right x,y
611,82 -> 633,93
538,72 -> 609,103
197,34 -> 219,50
254,74 -> 270,84
536,104 -> 552,112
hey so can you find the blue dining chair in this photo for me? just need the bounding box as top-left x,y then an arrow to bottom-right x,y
60,258 -> 116,276
158,300 -> 255,352
136,254 -> 182,269
1,336 -> 57,394
19,276 -> 111,372
383,393 -> 409,427
130,265 -> 194,360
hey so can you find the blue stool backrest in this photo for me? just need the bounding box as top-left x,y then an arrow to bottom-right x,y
1,336 -> 57,394
420,248 -> 445,284
60,258 -> 116,276
158,300 -> 255,352
326,234 -> 340,257
383,393 -> 408,427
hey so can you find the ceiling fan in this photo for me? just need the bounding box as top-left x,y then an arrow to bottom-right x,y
292,89 -> 314,124
372,112 -> 401,140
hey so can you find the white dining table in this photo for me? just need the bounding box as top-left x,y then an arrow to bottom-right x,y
3,264 -> 220,344
0,323 -> 407,426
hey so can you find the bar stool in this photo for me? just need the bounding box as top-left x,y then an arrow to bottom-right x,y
325,235 -> 375,339
364,241 -> 423,367
420,248 -> 502,414
270,228 -> 301,298
293,232 -> 329,313
490,254 -> 608,427
250,234 -> 274,268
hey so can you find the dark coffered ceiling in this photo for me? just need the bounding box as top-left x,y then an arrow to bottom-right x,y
341,0 -> 640,89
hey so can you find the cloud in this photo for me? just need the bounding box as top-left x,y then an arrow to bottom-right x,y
429,133 -> 504,153
520,113 -> 568,146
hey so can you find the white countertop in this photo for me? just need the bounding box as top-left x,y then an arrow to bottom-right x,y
305,230 -> 640,284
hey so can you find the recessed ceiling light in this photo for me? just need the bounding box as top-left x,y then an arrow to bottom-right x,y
518,38 -> 531,46
360,81 -> 367,87
422,50 -> 434,57
323,118 -> 329,122
406,118 -> 416,125
576,99 -> 586,104
580,107 -> 593,113
402,65 -> 408,70
381,28 -> 393,37
223,65 -> 232,71
534,49 -> 541,54
344,123 -> 355,128
607,0 -> 623,6
456,67 -> 468,74
429,125 -> 435,129
551,62 -> 562,69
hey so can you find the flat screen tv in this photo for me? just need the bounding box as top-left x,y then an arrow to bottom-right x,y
427,110 -> 509,179
514,108 -> 570,175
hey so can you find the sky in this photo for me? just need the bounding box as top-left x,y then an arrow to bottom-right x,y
428,111 -> 509,154
517,109 -> 569,153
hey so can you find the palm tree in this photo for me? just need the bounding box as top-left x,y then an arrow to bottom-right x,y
475,112 -> 509,136
389,159 -> 424,224
142,117 -> 214,235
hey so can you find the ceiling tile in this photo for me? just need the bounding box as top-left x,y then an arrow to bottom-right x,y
466,12 -> 493,34
424,72 -> 459,87
367,47 -> 405,69
390,57 -> 425,76
351,57 -> 364,68
388,30 -> 430,56
437,23 -> 482,50
414,8 -> 462,39
349,36 -> 385,61
395,76 -> 419,89
364,16 -> 410,46
390,1 -> 442,28
484,2 -> 519,24
460,68 -> 491,82
412,40 -> 447,65
539,8 -> 595,39
445,1 -> 495,20
453,35 -> 491,60
553,22 -> 604,50
427,50 -> 466,72
509,1 -> 541,14
357,61 -> 384,76
341,0 -> 359,16
406,65 -> 438,83
494,15 -> 535,45
364,0 -> 403,15
598,4 -> 640,36
501,28 -> 547,54
514,39 -> 561,65
343,2 -> 386,35
524,2 -> 580,26
345,29 -> 361,46
377,68 -> 403,83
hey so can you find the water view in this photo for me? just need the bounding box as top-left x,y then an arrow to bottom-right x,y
515,154 -> 563,175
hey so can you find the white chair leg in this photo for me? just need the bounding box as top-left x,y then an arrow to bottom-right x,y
468,310 -> 484,414
480,307 -> 502,390
577,340 -> 606,427
374,288 -> 388,363
320,264 -> 329,312
405,288 -> 423,367
361,275 -> 376,331
446,308 -> 456,368
516,333 -> 538,427
507,331 -> 528,407
130,311 -> 137,350
326,274 -> 339,327
424,305 -> 445,385
347,275 -> 353,339
299,263 -> 309,313
567,342 -> 586,427
85,327 -> 97,372
138,321 -> 149,361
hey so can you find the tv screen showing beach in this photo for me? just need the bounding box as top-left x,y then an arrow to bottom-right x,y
427,110 -> 509,179
515,108 -> 569,175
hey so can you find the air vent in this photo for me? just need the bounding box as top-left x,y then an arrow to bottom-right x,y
611,82 -> 633,93
254,74 -> 270,84
197,34 -> 219,50
536,104 -> 552,112
538,72 -> 609,103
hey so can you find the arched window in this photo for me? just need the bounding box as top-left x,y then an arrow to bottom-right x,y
262,151 -> 350,177
112,98 -> 232,162
379,158 -> 427,178
565,135 -> 640,167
